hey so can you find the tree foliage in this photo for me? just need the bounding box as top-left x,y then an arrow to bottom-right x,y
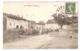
52,6 -> 77,29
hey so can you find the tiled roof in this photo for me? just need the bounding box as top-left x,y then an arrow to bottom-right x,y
46,19 -> 56,24
3,13 -> 27,21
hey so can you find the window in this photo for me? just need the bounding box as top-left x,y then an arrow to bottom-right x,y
16,25 -> 19,29
20,25 -> 23,29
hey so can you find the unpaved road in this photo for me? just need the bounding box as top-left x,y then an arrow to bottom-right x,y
3,32 -> 78,49
38,32 -> 78,49
38,37 -> 77,49
3,34 -> 53,49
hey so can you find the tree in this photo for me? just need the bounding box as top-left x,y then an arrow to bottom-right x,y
52,6 -> 74,29
52,13 -> 66,29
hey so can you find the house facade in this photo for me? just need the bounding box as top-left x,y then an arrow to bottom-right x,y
3,13 -> 29,30
7,17 -> 28,30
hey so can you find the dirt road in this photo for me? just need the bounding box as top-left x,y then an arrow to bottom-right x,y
3,31 -> 78,49
3,34 -> 52,49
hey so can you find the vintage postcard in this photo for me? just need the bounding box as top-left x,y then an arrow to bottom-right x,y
3,1 -> 78,49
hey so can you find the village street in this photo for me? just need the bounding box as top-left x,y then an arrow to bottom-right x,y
3,1 -> 78,49
4,34 -> 52,49
38,31 -> 77,49
38,35 -> 77,49
3,31 -> 78,49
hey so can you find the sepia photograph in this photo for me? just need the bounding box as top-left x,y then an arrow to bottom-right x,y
3,1 -> 78,49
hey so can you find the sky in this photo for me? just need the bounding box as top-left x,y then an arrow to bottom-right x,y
3,2 -> 65,23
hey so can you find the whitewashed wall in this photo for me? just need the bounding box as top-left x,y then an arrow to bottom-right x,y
7,18 -> 28,30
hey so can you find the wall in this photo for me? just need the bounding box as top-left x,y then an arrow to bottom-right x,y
7,17 -> 28,30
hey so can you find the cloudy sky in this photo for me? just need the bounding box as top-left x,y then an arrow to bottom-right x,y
3,2 -> 65,23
